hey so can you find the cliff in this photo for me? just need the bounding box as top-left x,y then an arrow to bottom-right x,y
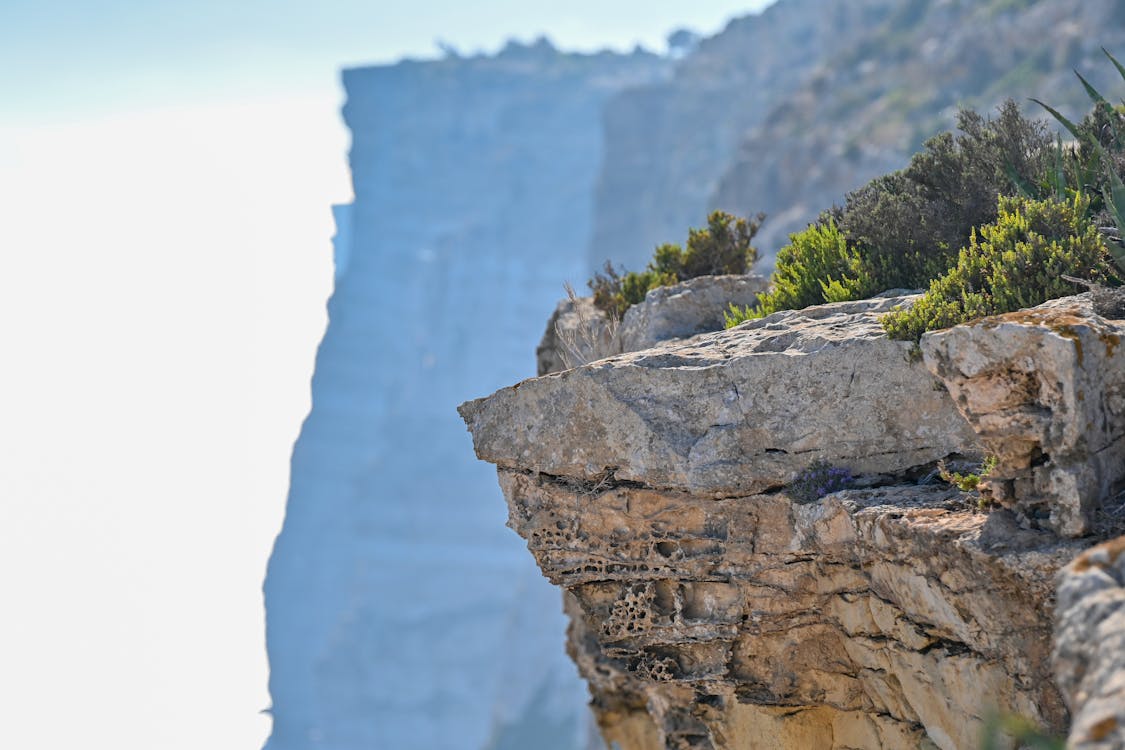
591,0 -> 1125,269
264,0 -> 1125,746
461,287 -> 1125,749
263,41 -> 666,750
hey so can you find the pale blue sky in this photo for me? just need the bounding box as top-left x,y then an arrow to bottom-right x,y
0,3 -> 773,748
2,0 -> 775,122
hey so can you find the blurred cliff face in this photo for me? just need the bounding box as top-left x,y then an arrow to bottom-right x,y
263,41 -> 666,750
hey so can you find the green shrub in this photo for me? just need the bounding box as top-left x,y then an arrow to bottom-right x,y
591,210 -> 763,318
838,101 -> 1052,290
727,101 -> 1053,328
939,456 -> 997,492
725,220 -> 852,326
882,195 -> 1115,341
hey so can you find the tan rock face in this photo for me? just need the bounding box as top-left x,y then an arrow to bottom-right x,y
922,295 -> 1125,537
498,471 -> 1078,749
1055,535 -> 1125,750
462,293 -> 1125,749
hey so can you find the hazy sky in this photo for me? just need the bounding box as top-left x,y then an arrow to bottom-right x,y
2,0 -> 775,123
0,2 -> 773,749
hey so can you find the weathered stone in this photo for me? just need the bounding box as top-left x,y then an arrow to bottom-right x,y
1054,535 -> 1125,750
463,295 -> 979,498
922,294 -> 1125,537
538,275 -> 769,376
462,291 -> 1125,749
496,471 -> 1080,749
617,275 -> 769,353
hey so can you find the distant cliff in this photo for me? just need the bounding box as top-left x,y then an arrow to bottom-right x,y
591,0 -> 1125,270
263,41 -> 666,750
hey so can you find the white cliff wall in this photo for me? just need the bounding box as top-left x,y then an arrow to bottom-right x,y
262,42 -> 667,750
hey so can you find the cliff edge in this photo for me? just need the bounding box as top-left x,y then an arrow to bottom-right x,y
461,290 -> 1125,749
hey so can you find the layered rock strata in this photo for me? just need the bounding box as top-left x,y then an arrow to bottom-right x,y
498,473 -> 1079,750
466,295 -> 979,498
922,295 -> 1125,537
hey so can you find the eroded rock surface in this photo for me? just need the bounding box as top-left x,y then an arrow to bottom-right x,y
922,294 -> 1125,537
461,293 -> 1125,749
1055,535 -> 1125,750
538,275 -> 769,376
498,472 -> 1079,749
464,295 -> 979,498
617,275 -> 770,353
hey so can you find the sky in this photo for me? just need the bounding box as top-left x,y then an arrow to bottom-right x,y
0,2 -> 773,748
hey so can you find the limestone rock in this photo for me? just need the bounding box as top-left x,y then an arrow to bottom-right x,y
496,471 -> 1080,749
463,295 -> 979,498
1055,536 -> 1125,750
538,275 -> 769,376
922,294 -> 1125,537
617,275 -> 769,353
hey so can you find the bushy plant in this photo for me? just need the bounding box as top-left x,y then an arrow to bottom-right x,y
727,101 -> 1052,327
725,220 -> 853,325
788,460 -> 854,504
591,210 -> 763,318
939,455 -> 997,492
839,100 -> 1051,285
882,194 -> 1116,341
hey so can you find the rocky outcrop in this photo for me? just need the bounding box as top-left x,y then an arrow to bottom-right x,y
617,275 -> 769,354
1055,535 -> 1125,750
463,292 -> 1125,749
537,275 -> 770,376
465,295 -> 979,498
922,294 -> 1125,538
498,473 -> 1080,750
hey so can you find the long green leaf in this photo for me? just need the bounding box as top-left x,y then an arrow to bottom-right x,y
1030,98 -> 1084,141
1077,69 -> 1125,144
1077,70 -> 1110,106
1003,160 -> 1038,198
1053,135 -> 1067,200
1105,47 -> 1125,84
1102,166 -> 1125,274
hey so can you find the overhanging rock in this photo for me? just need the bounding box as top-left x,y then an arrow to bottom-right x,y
463,295 -> 979,497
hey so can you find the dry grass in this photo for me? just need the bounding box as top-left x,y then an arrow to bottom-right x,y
555,282 -> 620,370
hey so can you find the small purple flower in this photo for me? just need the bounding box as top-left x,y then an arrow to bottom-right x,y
790,460 -> 855,504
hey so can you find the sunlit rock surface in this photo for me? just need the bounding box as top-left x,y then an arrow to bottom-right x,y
923,294 -> 1125,537
263,41 -> 666,750
461,294 -> 1097,749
